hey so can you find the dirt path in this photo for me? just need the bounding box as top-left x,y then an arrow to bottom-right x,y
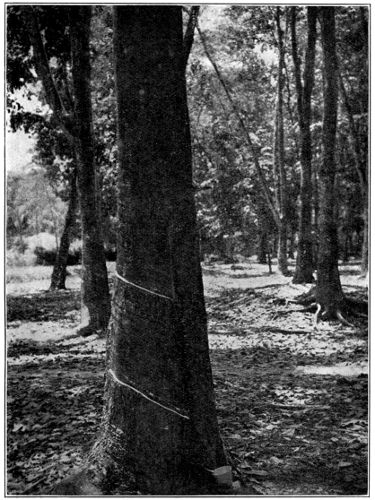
7,258 -> 368,495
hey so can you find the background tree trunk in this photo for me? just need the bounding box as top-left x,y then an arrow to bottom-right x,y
361,203 -> 368,276
23,6 -> 111,333
291,7 -> 318,283
316,7 -> 345,318
338,71 -> 368,276
274,7 -> 288,275
182,6 -> 200,70
50,166 -> 78,290
92,7 -> 227,494
257,231 -> 268,264
69,6 -> 111,334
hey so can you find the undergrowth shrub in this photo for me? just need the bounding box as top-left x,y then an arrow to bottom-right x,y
7,233 -> 83,268
7,248 -> 36,267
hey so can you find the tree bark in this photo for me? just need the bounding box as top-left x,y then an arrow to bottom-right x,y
274,7 -> 288,275
90,7 -> 227,495
50,166 -> 78,290
316,7 -> 345,318
291,7 -> 318,283
338,71 -> 368,276
69,6 -> 111,334
22,6 -> 111,332
182,6 -> 200,70
257,231 -> 268,264
361,203 -> 368,276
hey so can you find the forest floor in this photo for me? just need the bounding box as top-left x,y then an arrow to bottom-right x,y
6,258 -> 368,495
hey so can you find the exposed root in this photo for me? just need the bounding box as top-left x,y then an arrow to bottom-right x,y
77,324 -> 106,338
297,303 -> 318,314
313,303 -> 322,330
77,324 -> 96,337
273,304 -> 318,316
313,303 -> 355,329
274,290 -> 364,331
293,287 -> 317,306
336,310 -> 354,328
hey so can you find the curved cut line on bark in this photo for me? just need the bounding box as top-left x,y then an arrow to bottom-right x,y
115,271 -> 174,301
108,369 -> 190,419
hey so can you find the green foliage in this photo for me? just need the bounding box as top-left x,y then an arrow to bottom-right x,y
91,8 -> 118,226
7,170 -> 67,252
7,6 -> 119,249
6,5 -> 368,261
188,7 -> 290,258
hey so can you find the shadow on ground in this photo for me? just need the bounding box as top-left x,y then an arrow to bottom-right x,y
6,260 -> 368,495
7,290 -> 81,322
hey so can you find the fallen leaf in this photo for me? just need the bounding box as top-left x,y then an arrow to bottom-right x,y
338,461 -> 352,468
13,423 -> 26,432
269,456 -> 283,465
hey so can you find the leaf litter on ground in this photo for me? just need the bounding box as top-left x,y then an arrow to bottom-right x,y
7,258 -> 368,495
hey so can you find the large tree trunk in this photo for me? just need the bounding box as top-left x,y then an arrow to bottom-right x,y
316,7 -> 345,318
292,7 -> 318,284
89,7 -> 227,495
70,7 -> 111,335
50,166 -> 78,291
274,7 -> 288,275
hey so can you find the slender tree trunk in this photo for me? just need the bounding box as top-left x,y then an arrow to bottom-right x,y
312,163 -> 319,269
274,7 -> 288,275
288,234 -> 295,259
50,167 -> 78,290
70,7 -> 111,335
182,6 -> 200,70
316,7 -> 345,318
342,232 -> 350,262
291,7 -> 318,283
361,201 -> 368,275
277,224 -> 288,274
257,231 -> 268,264
90,7 -> 227,494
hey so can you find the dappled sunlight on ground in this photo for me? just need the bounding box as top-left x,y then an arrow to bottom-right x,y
7,320 -> 79,343
6,258 -> 368,495
296,362 -> 367,377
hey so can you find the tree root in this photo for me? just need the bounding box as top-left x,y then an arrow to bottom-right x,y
77,323 -> 106,338
336,310 -> 354,327
292,287 -> 317,306
313,303 -> 355,329
287,286 -> 367,328
313,303 -> 321,329
272,303 -> 318,317
274,293 -> 365,330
